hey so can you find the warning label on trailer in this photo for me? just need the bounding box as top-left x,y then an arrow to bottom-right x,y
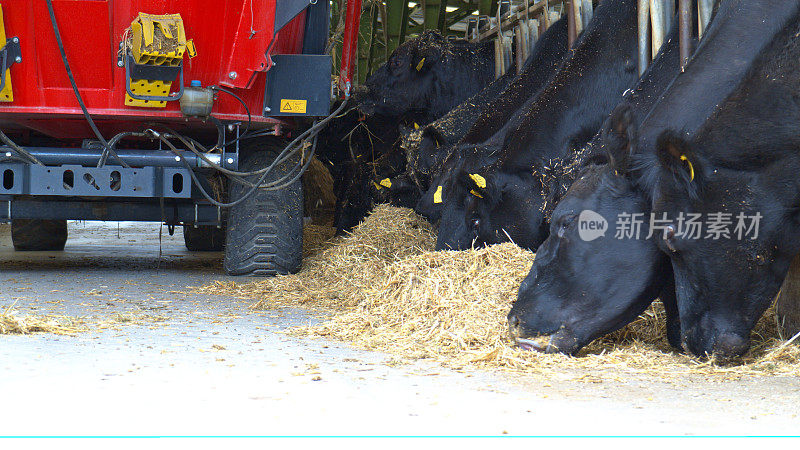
280,99 -> 307,114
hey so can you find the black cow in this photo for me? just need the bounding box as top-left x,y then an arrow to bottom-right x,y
320,30 -> 507,233
373,16 -> 570,216
409,16 -> 569,229
461,2 -> 690,252
369,72 -> 517,209
316,106 -> 420,233
510,0 -> 800,359
359,31 -> 495,124
650,6 -> 800,360
404,72 -> 514,194
440,0 -> 641,250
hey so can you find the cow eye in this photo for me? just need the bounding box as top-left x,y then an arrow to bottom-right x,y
471,217 -> 481,229
557,214 -> 577,238
664,224 -> 678,252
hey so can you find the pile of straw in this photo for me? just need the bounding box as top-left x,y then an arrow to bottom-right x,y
302,157 -> 337,220
199,206 -> 435,310
0,304 -> 83,335
1,304 -> 169,336
202,205 -> 800,380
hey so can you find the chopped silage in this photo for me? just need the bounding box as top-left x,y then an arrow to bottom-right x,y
1,302 -> 170,336
0,305 -> 83,335
199,205 -> 800,380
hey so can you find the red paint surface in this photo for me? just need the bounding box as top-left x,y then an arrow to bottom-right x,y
0,0 -> 308,138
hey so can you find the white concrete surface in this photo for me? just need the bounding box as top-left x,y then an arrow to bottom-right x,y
1,222 -> 799,437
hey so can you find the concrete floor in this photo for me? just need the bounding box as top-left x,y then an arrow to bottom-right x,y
1,221 -> 799,437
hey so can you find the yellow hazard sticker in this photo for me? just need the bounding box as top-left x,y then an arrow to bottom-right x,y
433,185 -> 443,204
280,99 -> 307,114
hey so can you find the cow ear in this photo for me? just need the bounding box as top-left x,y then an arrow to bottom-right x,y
413,31 -> 444,72
398,122 -> 414,137
602,104 -> 637,174
656,130 -> 699,184
422,127 -> 445,150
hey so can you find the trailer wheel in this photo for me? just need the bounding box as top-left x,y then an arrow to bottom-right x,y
11,219 -> 68,251
224,146 -> 303,276
183,225 -> 225,252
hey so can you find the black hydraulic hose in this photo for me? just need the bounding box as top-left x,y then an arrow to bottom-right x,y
150,99 -> 348,179
45,0 -> 130,169
0,129 -> 43,165
154,128 -> 318,208
155,134 -> 289,208
0,155 -> 34,164
210,86 -> 252,138
97,132 -> 147,168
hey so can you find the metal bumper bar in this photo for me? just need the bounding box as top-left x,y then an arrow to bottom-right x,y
0,197 -> 221,225
1,147 -> 238,169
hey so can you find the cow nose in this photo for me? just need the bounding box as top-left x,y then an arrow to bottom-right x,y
508,314 -> 522,338
713,333 -> 749,362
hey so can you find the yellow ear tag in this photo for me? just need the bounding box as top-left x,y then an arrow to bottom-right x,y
470,189 -> 484,199
433,185 -> 443,204
468,173 -> 487,189
373,181 -> 383,190
416,58 -> 425,71
680,155 -> 695,182
379,178 -> 392,188
413,122 -> 420,130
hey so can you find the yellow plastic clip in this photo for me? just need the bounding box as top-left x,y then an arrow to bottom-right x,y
416,58 -> 425,71
433,185 -> 443,204
680,155 -> 695,182
185,39 -> 197,58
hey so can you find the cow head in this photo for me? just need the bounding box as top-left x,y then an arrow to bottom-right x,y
432,166 -> 476,251
460,169 -> 548,251
359,31 -> 448,119
509,107 -> 677,355
650,131 -> 800,361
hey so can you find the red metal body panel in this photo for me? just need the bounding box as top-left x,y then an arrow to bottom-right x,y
0,0 -> 308,138
338,0 -> 361,96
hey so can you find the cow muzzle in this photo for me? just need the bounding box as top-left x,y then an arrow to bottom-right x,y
510,324 -> 578,355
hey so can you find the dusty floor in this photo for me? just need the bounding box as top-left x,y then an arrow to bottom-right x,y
0,221 -> 799,436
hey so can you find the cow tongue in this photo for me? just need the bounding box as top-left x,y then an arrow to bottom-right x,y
515,335 -> 552,353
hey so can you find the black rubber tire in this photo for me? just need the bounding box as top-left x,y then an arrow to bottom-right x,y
11,219 -> 68,251
224,147 -> 303,276
183,225 -> 225,251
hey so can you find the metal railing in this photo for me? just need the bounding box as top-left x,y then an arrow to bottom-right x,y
638,0 -> 714,74
472,0 -> 716,79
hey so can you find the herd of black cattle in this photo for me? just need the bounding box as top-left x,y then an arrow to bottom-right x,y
315,0 -> 800,362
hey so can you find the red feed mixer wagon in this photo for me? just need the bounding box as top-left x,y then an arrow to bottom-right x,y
0,0 -> 364,276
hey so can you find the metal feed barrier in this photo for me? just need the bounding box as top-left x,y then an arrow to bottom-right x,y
471,0 -> 716,78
